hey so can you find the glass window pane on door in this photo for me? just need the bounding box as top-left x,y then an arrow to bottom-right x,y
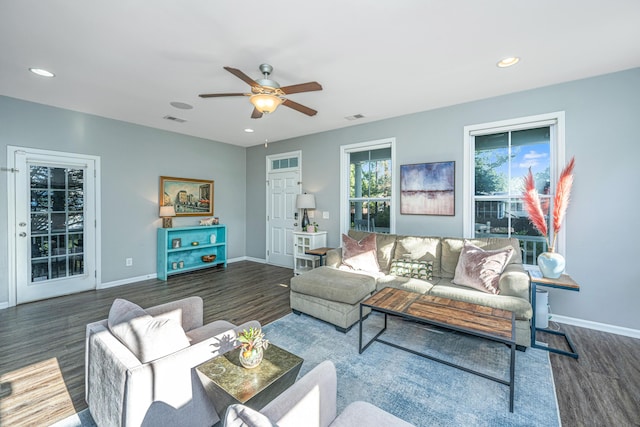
29,165 -> 85,282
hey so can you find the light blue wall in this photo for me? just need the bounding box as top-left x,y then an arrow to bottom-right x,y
247,68 -> 640,330
0,96 -> 247,303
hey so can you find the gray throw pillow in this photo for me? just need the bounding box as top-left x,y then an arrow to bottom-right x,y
452,241 -> 514,294
223,404 -> 278,427
107,298 -> 190,363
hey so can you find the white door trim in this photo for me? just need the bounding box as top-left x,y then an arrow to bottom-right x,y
6,145 -> 102,307
265,150 -> 302,265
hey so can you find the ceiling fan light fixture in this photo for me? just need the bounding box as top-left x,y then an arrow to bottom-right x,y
497,57 -> 520,68
250,93 -> 283,114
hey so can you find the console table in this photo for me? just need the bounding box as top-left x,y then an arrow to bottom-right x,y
529,270 -> 580,359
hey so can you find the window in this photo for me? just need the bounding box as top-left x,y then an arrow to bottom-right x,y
340,139 -> 396,235
464,113 -> 565,264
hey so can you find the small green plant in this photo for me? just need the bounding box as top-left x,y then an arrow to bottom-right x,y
305,222 -> 319,232
237,327 -> 269,358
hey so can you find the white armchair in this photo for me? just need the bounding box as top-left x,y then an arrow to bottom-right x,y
85,296 -> 260,427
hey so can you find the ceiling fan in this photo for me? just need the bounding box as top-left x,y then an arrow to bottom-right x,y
199,64 -> 322,119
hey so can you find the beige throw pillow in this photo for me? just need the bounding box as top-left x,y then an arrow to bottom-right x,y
108,298 -> 190,363
452,241 -> 514,294
341,233 -> 380,273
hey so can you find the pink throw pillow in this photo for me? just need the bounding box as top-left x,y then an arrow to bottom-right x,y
452,241 -> 514,294
341,233 -> 380,273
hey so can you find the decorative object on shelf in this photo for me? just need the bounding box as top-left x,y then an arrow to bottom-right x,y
296,193 -> 316,230
200,217 -> 215,226
237,327 -> 269,369
201,254 -> 217,263
159,205 -> 176,228
210,234 -> 217,244
400,161 -> 455,216
178,260 -> 184,268
305,222 -> 319,233
213,217 -> 219,224
172,262 -> 178,270
191,241 -> 199,246
171,238 -> 181,248
523,157 -> 575,278
160,176 -> 214,217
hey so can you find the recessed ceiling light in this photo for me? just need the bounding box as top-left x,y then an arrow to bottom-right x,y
497,57 -> 520,68
170,101 -> 193,110
29,68 -> 55,77
244,128 -> 254,133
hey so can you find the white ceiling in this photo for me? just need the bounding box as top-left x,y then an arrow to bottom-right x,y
1,1 -> 639,147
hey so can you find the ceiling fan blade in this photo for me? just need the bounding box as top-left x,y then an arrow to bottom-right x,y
224,66 -> 260,88
280,82 -> 323,95
199,93 -> 247,98
282,99 -> 318,116
251,108 -> 264,119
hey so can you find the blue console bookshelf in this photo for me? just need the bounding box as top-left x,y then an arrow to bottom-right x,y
157,225 -> 227,281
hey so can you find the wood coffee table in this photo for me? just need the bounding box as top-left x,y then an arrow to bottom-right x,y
359,287 -> 516,412
196,344 -> 303,420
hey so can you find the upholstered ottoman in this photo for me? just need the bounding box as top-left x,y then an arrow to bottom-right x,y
290,266 -> 376,332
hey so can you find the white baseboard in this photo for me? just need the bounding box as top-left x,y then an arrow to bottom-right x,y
232,256 -> 267,264
552,314 -> 640,339
0,302 -> 8,310
99,273 -> 158,289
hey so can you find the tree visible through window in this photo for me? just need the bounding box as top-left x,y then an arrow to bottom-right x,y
349,148 -> 391,233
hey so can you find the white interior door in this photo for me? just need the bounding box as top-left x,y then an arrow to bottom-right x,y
10,147 -> 98,304
267,170 -> 300,267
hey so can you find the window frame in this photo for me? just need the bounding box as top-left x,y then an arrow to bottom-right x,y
463,112 -> 566,262
340,138 -> 397,236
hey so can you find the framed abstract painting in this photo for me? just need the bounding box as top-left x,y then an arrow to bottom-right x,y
400,161 -> 455,215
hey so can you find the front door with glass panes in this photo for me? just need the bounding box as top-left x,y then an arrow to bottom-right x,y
13,148 -> 97,304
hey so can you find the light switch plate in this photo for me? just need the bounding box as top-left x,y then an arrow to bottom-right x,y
322,211 -> 329,219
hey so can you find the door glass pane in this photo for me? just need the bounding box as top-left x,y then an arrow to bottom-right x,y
29,165 -> 85,282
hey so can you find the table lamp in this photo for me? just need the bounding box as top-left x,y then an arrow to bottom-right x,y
159,205 -> 176,228
296,193 -> 316,230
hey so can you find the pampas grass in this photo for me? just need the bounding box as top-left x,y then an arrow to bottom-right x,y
522,157 -> 575,252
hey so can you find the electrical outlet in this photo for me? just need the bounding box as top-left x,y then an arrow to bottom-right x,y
125,258 -> 133,267
322,211 -> 330,219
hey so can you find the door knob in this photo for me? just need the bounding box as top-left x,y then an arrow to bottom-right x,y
19,232 -> 27,237
294,223 -> 298,227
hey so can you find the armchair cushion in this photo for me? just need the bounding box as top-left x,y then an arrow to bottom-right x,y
107,298 -> 190,363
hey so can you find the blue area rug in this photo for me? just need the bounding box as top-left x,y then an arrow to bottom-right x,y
54,313 -> 559,427
263,313 -> 560,427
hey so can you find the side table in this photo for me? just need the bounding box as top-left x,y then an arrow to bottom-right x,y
196,344 -> 303,421
305,247 -> 333,266
529,270 -> 580,359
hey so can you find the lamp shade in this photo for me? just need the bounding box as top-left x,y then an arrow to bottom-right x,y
250,93 -> 283,114
296,194 -> 316,209
159,205 -> 176,217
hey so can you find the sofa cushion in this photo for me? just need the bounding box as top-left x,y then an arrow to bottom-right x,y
224,404 -> 278,427
107,298 -> 190,363
429,282 -> 532,320
393,236 -> 441,277
376,275 -> 435,295
290,267 -> 376,305
440,237 -> 521,279
389,258 -> 433,281
452,242 -> 514,294
341,233 -> 380,273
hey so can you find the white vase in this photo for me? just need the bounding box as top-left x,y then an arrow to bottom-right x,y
537,252 -> 565,279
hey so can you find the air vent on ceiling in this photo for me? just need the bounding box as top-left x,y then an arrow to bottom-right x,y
345,114 -> 365,121
163,115 -> 187,123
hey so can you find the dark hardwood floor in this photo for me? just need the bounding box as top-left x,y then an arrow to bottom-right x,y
0,261 -> 638,426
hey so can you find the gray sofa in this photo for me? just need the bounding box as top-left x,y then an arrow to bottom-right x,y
224,360 -> 414,427
85,296 -> 260,427
290,230 -> 532,348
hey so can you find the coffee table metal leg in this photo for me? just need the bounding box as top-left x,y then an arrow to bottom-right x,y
509,343 -> 515,412
359,307 -> 387,354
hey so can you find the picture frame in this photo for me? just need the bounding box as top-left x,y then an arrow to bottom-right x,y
400,161 -> 455,216
160,176 -> 214,217
171,238 -> 181,249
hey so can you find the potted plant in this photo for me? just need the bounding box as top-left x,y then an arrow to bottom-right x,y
306,222 -> 319,233
237,327 -> 269,369
522,157 -> 575,278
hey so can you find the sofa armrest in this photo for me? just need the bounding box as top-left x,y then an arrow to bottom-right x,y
498,264 -> 530,300
326,248 -> 343,268
146,296 -> 204,332
261,360 -> 337,427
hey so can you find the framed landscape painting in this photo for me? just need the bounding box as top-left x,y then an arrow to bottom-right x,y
159,176 -> 214,217
400,161 -> 455,216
